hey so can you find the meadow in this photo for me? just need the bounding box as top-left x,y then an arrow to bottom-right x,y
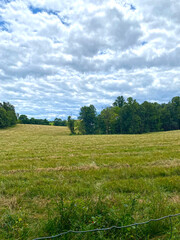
0,124 -> 179,239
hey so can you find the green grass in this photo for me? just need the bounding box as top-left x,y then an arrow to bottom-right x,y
0,124 -> 179,239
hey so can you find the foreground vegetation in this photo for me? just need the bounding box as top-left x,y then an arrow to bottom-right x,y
0,125 -> 179,239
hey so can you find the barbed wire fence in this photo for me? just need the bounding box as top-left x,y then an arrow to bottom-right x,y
33,213 -> 180,240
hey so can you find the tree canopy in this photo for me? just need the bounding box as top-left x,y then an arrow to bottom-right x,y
18,115 -> 50,125
78,105 -> 97,134
0,102 -> 17,129
70,96 -> 180,135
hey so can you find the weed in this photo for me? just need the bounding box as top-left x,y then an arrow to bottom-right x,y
0,211 -> 29,240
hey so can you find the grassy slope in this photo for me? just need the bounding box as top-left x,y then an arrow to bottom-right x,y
0,124 -> 179,239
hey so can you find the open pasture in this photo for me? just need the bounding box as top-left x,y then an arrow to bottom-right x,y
0,125 -> 180,239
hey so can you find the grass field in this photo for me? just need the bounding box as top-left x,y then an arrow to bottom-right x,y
0,124 -> 180,239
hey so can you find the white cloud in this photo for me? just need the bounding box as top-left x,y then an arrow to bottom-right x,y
0,0 -> 179,119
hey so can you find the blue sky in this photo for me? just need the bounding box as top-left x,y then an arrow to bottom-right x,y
0,0 -> 179,119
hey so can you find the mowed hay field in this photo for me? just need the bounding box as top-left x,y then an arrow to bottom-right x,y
0,125 -> 180,240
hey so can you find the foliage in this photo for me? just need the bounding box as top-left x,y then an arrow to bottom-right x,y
0,212 -> 28,240
78,105 -> 97,134
113,95 -> 125,108
19,115 -> 67,126
43,196 -> 175,240
97,107 -> 119,134
18,115 -> 50,125
78,96 -> 180,135
0,102 -> 17,129
67,116 -> 75,134
44,197 -> 139,240
53,118 -> 67,126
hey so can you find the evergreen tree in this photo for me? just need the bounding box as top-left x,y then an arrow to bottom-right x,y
113,96 -> 125,108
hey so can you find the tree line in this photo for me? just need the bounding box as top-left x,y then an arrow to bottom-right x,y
18,115 -> 67,126
0,105 -> 68,128
67,96 -> 180,135
0,102 -> 17,128
1,96 -> 179,134
18,115 -> 50,125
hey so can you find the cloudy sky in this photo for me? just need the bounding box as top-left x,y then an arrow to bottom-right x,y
0,0 -> 179,119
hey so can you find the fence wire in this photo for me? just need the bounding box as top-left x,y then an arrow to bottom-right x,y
33,213 -> 180,240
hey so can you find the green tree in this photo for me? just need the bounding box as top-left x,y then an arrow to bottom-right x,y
78,105 -> 97,134
113,96 -> 125,108
54,118 -> 67,126
3,102 -> 17,126
0,102 -> 17,128
67,116 -> 75,134
170,96 -> 180,129
121,98 -> 143,134
98,107 -> 119,134
141,102 -> 161,132
19,115 -> 29,124
160,104 -> 172,131
0,106 -> 8,128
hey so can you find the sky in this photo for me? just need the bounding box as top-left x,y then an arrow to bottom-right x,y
0,0 -> 180,119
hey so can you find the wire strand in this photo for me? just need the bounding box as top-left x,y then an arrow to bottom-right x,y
33,213 -> 180,240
